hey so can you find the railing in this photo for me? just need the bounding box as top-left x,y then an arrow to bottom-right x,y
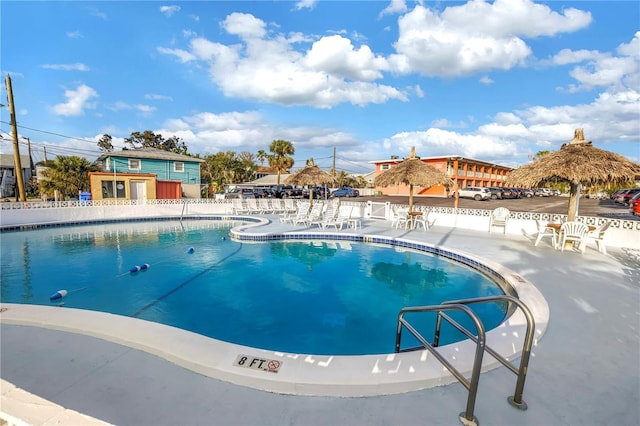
395,295 -> 535,426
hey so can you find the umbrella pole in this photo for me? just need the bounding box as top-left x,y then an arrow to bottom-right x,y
567,182 -> 580,221
409,184 -> 414,213
309,186 -> 314,207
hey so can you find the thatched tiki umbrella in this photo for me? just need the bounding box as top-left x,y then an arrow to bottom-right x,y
506,129 -> 640,221
374,147 -> 454,212
284,158 -> 335,206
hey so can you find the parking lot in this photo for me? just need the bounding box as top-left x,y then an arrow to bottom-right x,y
356,194 -> 638,220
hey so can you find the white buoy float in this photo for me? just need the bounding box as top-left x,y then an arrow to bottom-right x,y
49,289 -> 68,301
129,263 -> 150,273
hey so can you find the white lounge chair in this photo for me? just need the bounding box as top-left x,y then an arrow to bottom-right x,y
324,205 -> 354,230
489,207 -> 510,233
280,202 -> 310,224
257,198 -> 273,214
295,202 -> 324,227
310,202 -> 339,229
559,221 -> 589,254
534,220 -> 558,248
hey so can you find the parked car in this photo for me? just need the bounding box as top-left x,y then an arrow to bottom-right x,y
225,188 -> 255,199
611,189 -> 628,200
457,186 -> 491,201
253,188 -> 275,198
614,189 -> 630,204
520,188 -> 535,198
272,185 -> 304,198
487,187 -> 504,200
535,188 -> 552,197
331,187 -> 360,197
621,188 -> 640,205
302,185 -> 328,199
629,192 -> 640,216
502,188 -> 522,199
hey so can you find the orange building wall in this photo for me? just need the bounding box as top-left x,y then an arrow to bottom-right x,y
374,157 -> 511,197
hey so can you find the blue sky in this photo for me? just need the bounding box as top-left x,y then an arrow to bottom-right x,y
1,0 -> 638,175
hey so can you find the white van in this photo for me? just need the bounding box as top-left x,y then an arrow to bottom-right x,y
458,186 -> 492,201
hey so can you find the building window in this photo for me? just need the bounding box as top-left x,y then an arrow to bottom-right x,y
128,159 -> 141,170
381,164 -> 390,170
101,180 -> 126,198
174,162 -> 184,172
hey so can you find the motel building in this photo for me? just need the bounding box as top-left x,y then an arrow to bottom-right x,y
370,155 -> 513,197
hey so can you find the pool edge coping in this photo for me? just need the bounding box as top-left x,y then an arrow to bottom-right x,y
0,218 -> 549,397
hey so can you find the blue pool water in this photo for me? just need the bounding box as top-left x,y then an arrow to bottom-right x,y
0,219 -> 507,355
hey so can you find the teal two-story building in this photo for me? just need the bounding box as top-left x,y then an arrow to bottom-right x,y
93,148 -> 204,200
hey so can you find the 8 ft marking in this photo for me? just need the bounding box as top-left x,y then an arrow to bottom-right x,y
234,354 -> 282,373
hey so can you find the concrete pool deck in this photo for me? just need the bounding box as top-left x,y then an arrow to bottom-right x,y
1,216 -> 639,425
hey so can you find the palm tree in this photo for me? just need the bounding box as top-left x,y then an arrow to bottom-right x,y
256,149 -> 267,166
39,156 -> 97,199
268,139 -> 295,184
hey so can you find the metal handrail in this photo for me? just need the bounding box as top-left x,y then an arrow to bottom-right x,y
395,303 -> 486,426
395,295 -> 536,426
443,295 -> 535,411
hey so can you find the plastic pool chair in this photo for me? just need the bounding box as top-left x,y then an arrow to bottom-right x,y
489,207 -> 510,233
559,221 -> 589,254
585,221 -> 610,254
534,220 -> 557,248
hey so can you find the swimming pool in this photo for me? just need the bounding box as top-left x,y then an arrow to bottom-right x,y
0,218 -> 506,355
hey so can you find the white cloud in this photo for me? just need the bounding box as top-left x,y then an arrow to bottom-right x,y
389,0 -> 591,77
222,12 -> 267,39
479,76 -> 493,85
66,31 -> 83,39
304,35 -> 388,81
160,5 -> 180,17
52,84 -> 98,116
159,14 -> 406,108
159,110 -> 358,156
552,33 -> 639,93
144,93 -> 173,101
379,0 -> 407,18
41,63 -> 90,71
294,0 -> 317,11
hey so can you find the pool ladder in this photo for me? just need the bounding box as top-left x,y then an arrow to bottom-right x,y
395,295 -> 535,426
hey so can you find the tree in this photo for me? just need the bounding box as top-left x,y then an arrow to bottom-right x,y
201,151 -> 258,193
124,130 -> 188,155
39,156 -> 97,199
256,149 -> 267,166
97,134 -> 114,152
268,139 -> 295,184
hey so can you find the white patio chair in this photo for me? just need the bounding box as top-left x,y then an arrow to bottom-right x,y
559,221 -> 589,254
412,208 -> 430,231
585,221 -> 610,254
534,220 -> 558,248
391,207 -> 409,229
489,207 -> 510,233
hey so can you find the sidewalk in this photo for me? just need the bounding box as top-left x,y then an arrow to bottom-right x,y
2,217 -> 639,425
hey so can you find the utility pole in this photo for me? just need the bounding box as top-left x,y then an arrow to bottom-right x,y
332,147 -> 336,179
6,74 -> 27,202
